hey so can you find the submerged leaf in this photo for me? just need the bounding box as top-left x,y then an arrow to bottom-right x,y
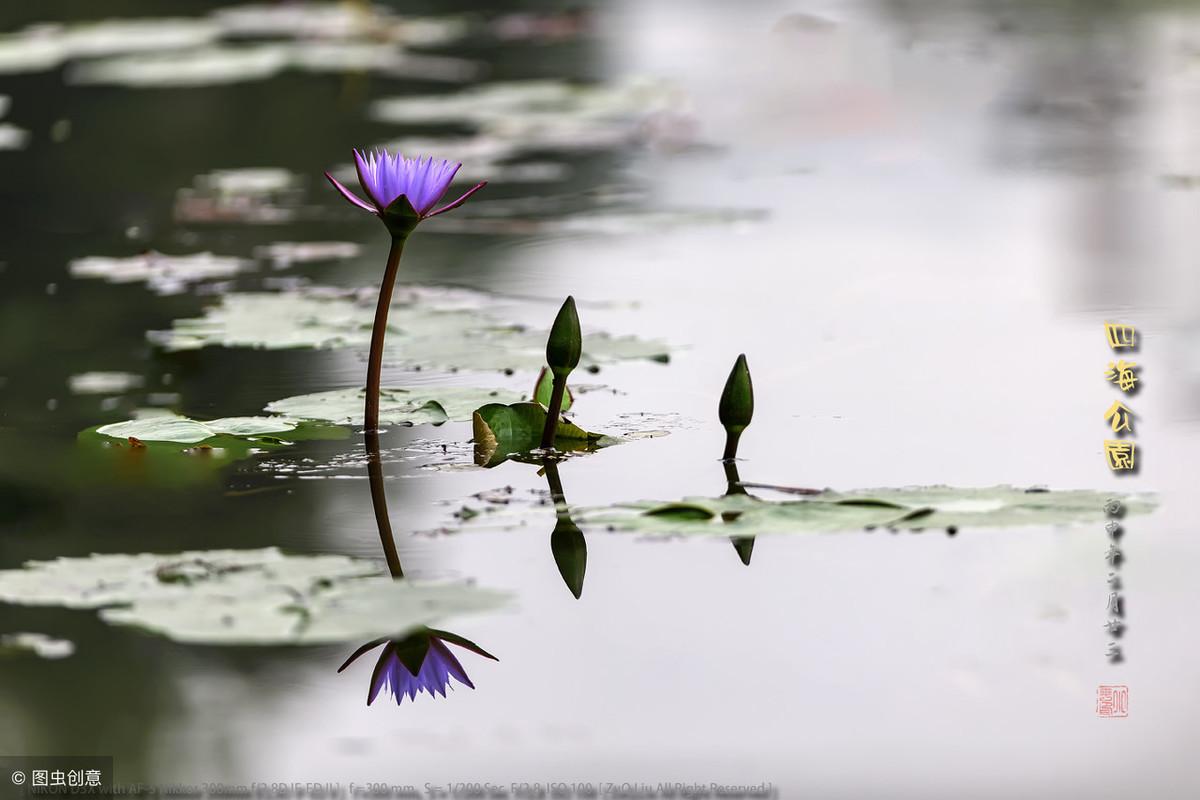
0,548 -> 508,646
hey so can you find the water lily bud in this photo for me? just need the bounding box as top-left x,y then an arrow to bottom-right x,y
546,296 -> 582,378
719,354 -> 754,431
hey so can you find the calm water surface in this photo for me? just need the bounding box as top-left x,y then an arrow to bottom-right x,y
2,1 -> 1199,798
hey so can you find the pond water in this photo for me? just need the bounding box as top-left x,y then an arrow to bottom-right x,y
2,1 -> 1198,797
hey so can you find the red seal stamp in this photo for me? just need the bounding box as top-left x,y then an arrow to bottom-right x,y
1096,685 -> 1129,717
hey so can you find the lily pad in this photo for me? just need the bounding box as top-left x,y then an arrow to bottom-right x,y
472,401 -> 609,467
69,41 -> 475,88
0,548 -> 508,645
0,19 -> 221,75
70,251 -> 249,295
265,386 -> 523,427
78,416 -> 349,484
257,241 -> 361,268
370,79 -> 683,149
95,414 -> 298,444
0,122 -> 28,150
149,286 -> 670,371
583,486 -> 1156,536
69,371 -> 144,395
176,168 -> 304,224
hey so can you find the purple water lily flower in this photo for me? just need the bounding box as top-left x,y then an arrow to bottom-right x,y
323,147 -> 488,435
325,148 -> 486,238
338,628 -> 498,706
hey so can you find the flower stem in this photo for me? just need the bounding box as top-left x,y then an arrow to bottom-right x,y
539,374 -> 568,450
722,428 -> 743,462
366,430 -> 403,579
722,458 -> 747,496
364,235 -> 407,435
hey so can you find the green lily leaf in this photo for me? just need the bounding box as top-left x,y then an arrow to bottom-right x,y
264,386 -> 523,426
584,486 -> 1155,536
533,367 -> 573,412
0,548 -> 509,646
472,401 -> 610,467
78,416 -> 349,485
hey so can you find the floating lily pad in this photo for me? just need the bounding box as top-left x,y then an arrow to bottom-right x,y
70,251 -> 249,295
0,122 -> 28,150
0,8 -> 469,79
70,44 -> 291,87
0,19 -> 221,75
472,401 -> 610,467
69,371 -> 144,395
212,5 -> 468,47
582,486 -> 1156,536
69,41 -> 474,88
0,548 -> 508,645
370,79 -> 682,145
95,414 -> 299,444
0,632 -> 75,660
78,416 -> 349,485
265,386 -> 523,426
150,286 -> 671,371
257,241 -> 361,268
175,168 -> 305,224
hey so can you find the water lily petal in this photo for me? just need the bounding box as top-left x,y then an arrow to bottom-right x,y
431,638 -> 475,689
325,172 -> 377,213
427,628 -> 499,660
352,149 -> 385,208
337,637 -> 387,672
367,643 -> 397,705
427,181 -> 487,218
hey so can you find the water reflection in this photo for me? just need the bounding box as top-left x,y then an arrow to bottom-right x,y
337,628 -> 498,707
339,431 -> 497,706
544,457 -> 587,599
722,459 -> 755,566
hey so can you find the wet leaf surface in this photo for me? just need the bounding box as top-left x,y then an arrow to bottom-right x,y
472,401 -> 611,467
265,386 -> 523,427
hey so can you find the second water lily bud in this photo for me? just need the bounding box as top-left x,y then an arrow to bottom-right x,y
719,354 -> 754,460
546,296 -> 582,379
